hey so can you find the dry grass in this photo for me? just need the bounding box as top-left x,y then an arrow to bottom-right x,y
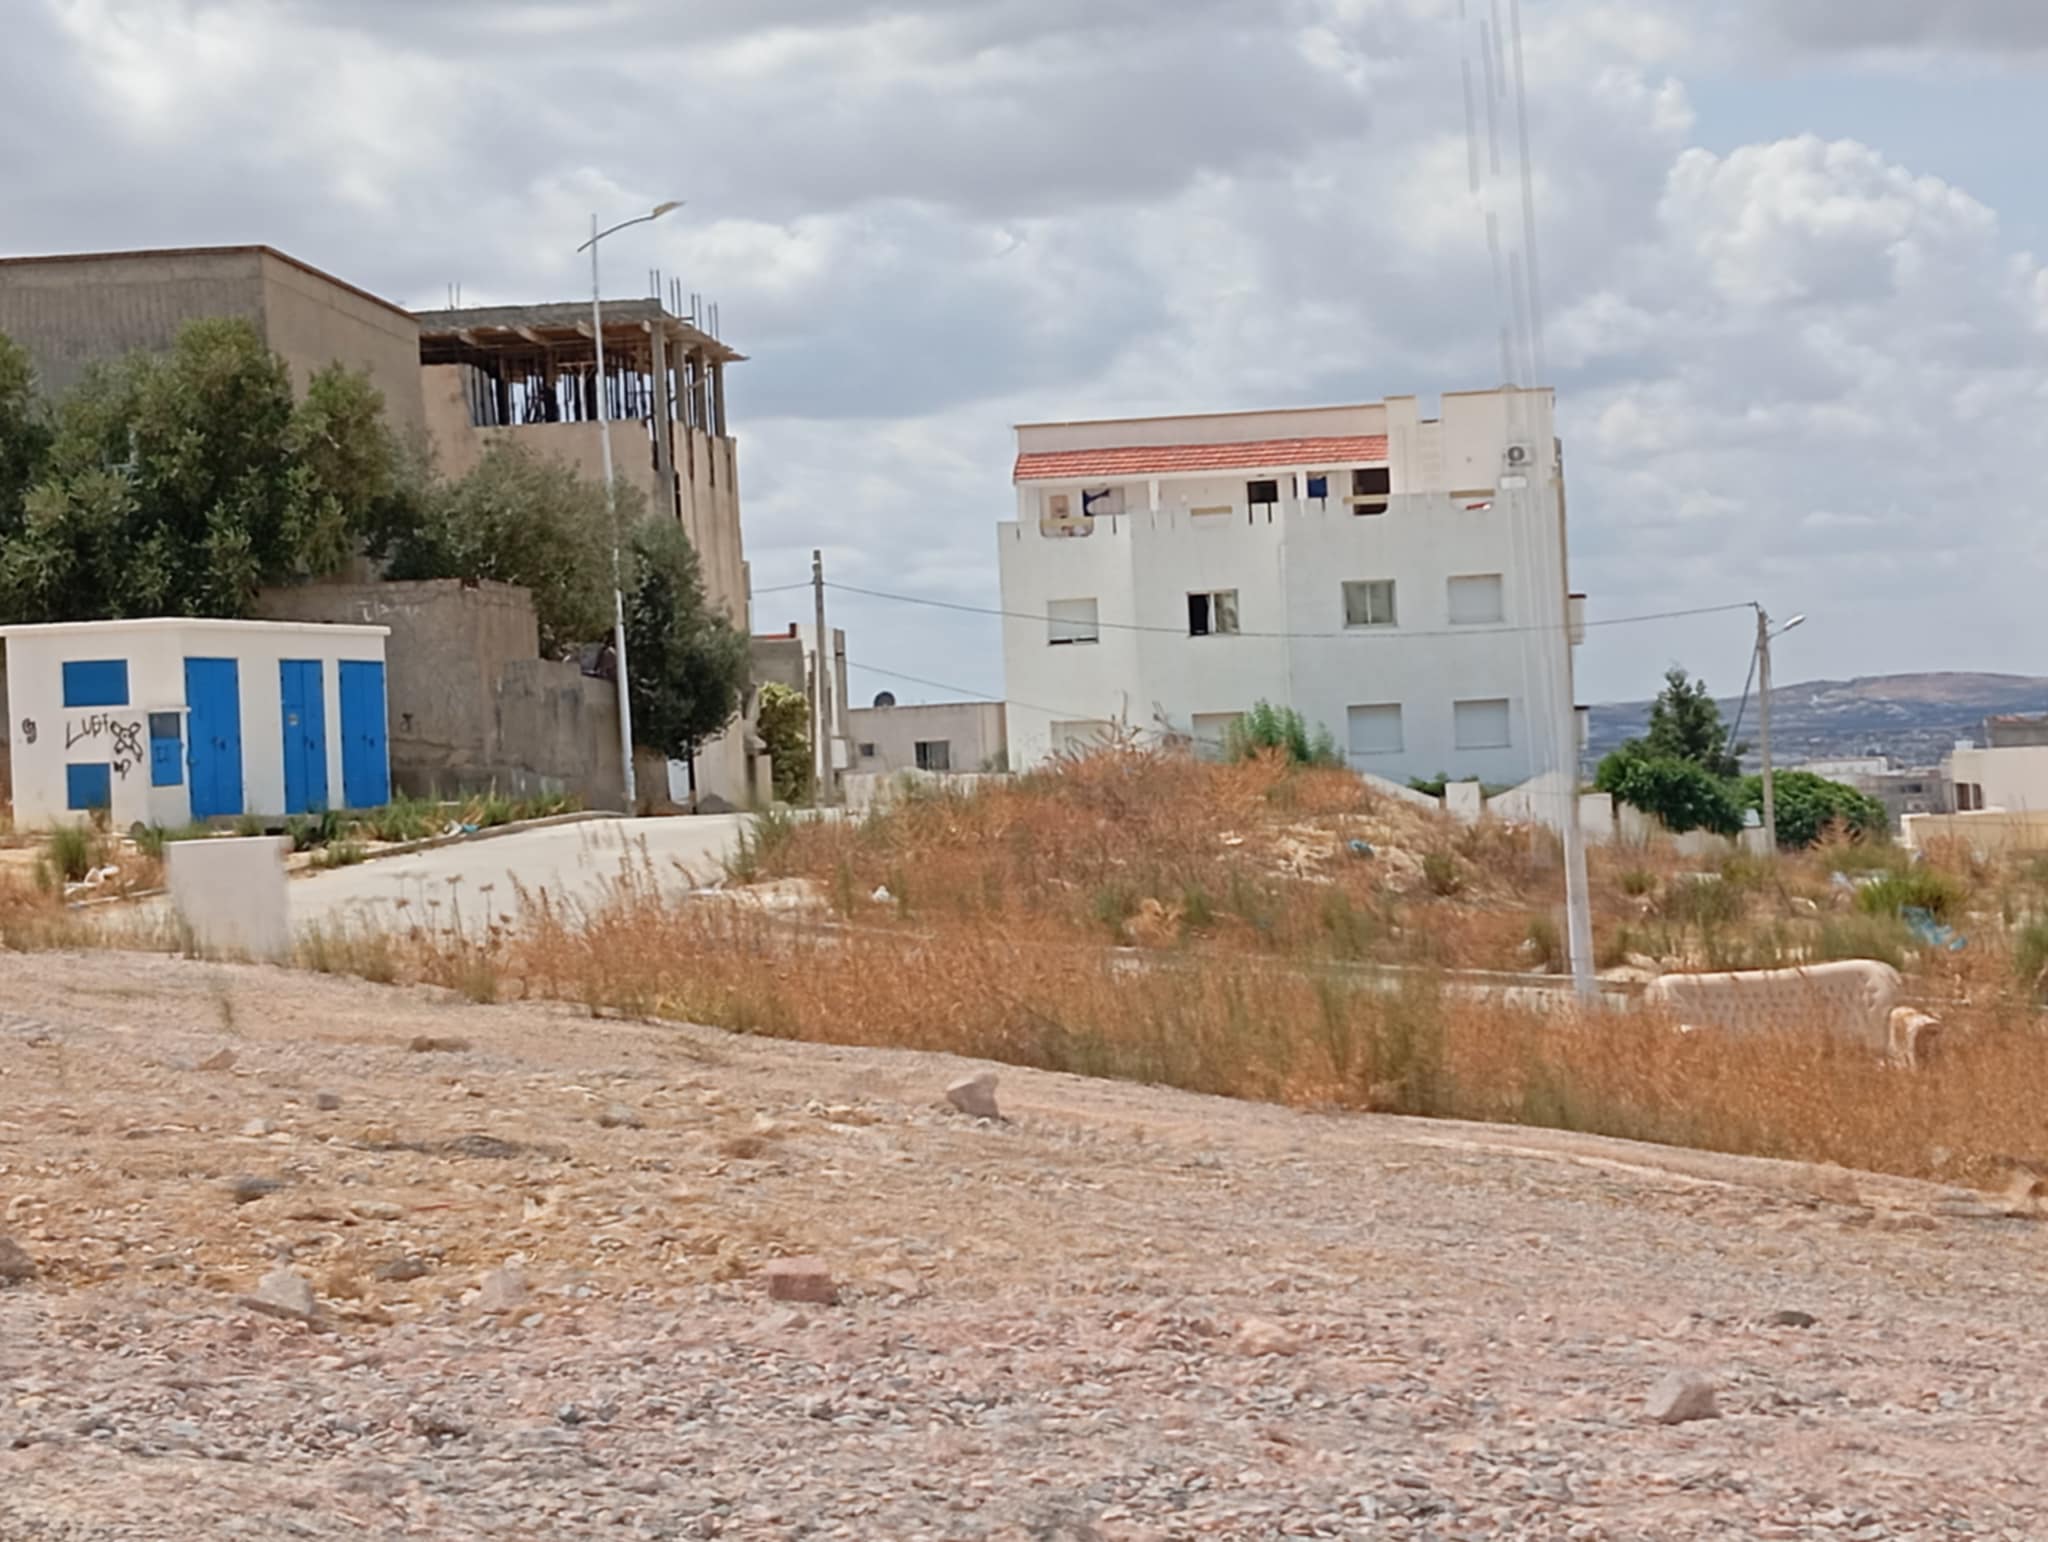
15,746 -> 2048,1188
264,747 -> 2048,1190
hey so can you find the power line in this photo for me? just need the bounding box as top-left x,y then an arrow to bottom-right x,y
748,581 -> 812,597
825,580 -> 1754,643
845,658 -> 1152,736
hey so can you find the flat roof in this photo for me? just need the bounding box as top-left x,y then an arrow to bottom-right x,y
1014,387 -> 1551,432
0,618 -> 390,640
0,245 -> 417,325
414,299 -> 744,364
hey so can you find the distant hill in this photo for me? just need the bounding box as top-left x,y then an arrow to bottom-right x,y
1586,672 -> 2048,770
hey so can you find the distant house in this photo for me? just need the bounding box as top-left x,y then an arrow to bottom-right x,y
846,697 -> 1007,776
998,390 -> 1586,782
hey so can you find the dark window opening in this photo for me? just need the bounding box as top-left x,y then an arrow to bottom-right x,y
1188,591 -> 1241,637
1305,475 -> 1329,503
915,740 -> 952,772
1350,466 -> 1390,515
1246,478 -> 1280,513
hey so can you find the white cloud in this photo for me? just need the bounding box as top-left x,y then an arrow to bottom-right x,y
3,0 -> 2045,705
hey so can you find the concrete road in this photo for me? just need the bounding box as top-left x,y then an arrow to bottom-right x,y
288,814 -> 749,935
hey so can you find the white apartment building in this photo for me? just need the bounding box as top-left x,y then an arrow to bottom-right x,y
997,390 -> 1585,785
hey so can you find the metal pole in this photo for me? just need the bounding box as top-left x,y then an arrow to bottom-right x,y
1757,606 -> 1776,851
593,212 -> 638,813
811,548 -> 830,806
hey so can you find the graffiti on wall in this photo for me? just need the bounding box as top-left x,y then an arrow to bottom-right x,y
64,713 -> 146,779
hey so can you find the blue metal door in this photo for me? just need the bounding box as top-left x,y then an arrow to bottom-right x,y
338,660 -> 390,809
184,657 -> 244,820
279,659 -> 329,814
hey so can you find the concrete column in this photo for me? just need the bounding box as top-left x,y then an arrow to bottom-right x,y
1384,395 -> 1420,494
648,325 -> 680,522
712,360 -> 728,438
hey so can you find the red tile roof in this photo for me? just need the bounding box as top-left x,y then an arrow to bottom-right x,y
1013,434 -> 1389,483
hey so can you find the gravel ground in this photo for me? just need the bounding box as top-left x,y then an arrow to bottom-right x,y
1,950 -> 2044,1540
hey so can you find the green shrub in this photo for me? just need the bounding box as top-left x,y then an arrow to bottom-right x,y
1815,913 -> 1910,970
1595,748 -> 1743,837
1524,912 -> 1564,974
1856,868 -> 1967,924
1664,874 -> 1743,929
313,841 -> 368,869
1226,701 -> 1341,768
725,806 -> 798,883
233,813 -> 265,838
466,789 -> 517,829
2016,917 -> 2048,1001
44,824 -> 101,884
1742,771 -> 1888,849
362,794 -> 438,844
1421,850 -> 1463,897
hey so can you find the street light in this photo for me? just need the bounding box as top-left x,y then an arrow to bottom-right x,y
1755,606 -> 1808,852
577,200 -> 684,813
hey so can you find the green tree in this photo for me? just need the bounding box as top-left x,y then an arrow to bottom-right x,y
756,682 -> 812,804
624,517 -> 748,792
0,319 -> 402,622
1741,770 -> 1887,849
0,332 -> 50,523
381,440 -> 622,656
1594,745 -> 1744,837
1640,666 -> 1743,777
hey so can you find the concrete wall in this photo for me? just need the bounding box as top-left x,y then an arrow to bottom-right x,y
493,659 -> 622,807
847,700 -> 1008,774
256,251 -> 424,442
999,390 -> 1572,785
0,618 -> 387,828
0,247 -> 423,440
0,248 -> 268,401
845,769 -> 1006,813
1904,809 -> 2048,855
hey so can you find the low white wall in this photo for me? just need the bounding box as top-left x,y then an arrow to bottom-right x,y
844,769 -> 1006,814
166,836 -> 291,961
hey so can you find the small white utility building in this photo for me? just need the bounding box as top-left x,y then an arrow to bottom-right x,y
0,618 -> 391,829
998,389 -> 1586,785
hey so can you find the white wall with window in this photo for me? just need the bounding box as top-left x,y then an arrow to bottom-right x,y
845,699 -> 1007,777
998,389 -> 1578,785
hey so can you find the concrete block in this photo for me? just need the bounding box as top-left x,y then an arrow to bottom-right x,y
166,837 -> 291,961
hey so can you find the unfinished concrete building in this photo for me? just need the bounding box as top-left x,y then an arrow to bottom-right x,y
0,246 -> 426,441
413,300 -> 756,805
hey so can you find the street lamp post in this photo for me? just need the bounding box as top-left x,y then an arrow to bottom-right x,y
1754,606 -> 1807,851
578,200 -> 683,813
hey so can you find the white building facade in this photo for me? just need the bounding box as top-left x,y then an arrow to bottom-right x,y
0,618 -> 391,829
998,391 -> 1584,785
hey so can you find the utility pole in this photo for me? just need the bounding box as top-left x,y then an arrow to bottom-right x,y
1752,605 -> 1809,853
811,549 -> 831,806
1756,606 -> 1776,852
577,200 -> 681,815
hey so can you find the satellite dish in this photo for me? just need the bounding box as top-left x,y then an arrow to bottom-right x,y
872,691 -> 897,709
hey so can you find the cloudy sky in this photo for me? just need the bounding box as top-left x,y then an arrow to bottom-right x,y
5,0 -> 2045,706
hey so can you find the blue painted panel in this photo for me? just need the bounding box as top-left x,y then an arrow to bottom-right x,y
62,660 -> 129,708
338,660 -> 390,809
183,657 -> 243,820
66,762 -> 112,812
148,712 -> 183,788
279,659 -> 329,814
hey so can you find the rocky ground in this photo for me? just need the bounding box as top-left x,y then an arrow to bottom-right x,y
1,950 -> 2044,1540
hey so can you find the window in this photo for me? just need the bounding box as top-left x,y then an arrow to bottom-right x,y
1454,698 -> 1513,752
1347,704 -> 1403,758
62,660 -> 129,709
1305,474 -> 1330,503
66,762 -> 112,812
914,740 -> 953,772
1191,711 -> 1242,759
1246,478 -> 1280,514
857,742 -> 878,761
1958,782 -> 1984,812
1447,573 -> 1506,626
1187,590 -> 1240,637
1343,579 -> 1397,628
1047,597 -> 1100,646
1349,466 -> 1390,515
